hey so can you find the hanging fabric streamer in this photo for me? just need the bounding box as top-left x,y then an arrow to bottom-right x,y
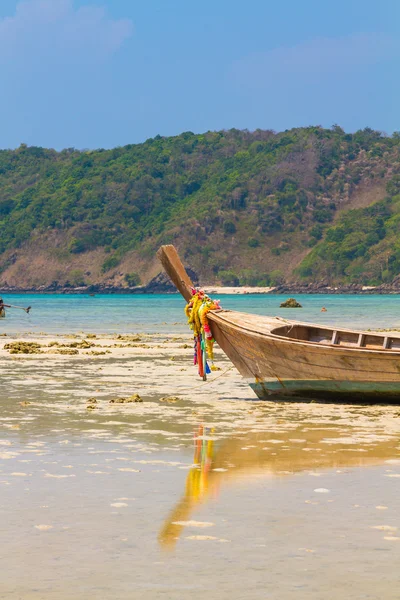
185,288 -> 221,380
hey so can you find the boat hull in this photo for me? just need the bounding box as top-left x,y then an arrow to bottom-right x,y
249,379 -> 400,402
209,311 -> 400,403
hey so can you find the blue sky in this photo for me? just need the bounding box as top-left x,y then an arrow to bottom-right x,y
0,0 -> 398,149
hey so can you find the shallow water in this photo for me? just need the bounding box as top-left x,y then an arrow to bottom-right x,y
2,292 -> 400,334
0,329 -> 400,599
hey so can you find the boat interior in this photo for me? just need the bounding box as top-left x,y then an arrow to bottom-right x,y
271,324 -> 400,351
210,309 -> 400,352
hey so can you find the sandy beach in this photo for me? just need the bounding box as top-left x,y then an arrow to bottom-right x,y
203,286 -> 276,295
0,330 -> 245,402
1,330 -> 400,599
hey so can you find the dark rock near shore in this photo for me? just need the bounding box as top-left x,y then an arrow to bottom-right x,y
142,272 -> 175,293
143,268 -> 199,293
0,267 -> 199,294
272,282 -> 400,295
280,298 -> 302,308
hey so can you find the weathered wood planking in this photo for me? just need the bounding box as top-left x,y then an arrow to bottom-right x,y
209,310 -> 400,401
156,245 -> 194,302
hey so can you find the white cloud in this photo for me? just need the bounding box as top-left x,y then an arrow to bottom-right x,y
0,0 -> 133,65
232,33 -> 398,85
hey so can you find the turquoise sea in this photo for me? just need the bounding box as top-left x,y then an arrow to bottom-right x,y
1,292 -> 400,334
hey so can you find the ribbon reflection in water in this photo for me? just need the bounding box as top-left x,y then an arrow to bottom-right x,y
159,425 -> 218,549
190,425 -> 216,501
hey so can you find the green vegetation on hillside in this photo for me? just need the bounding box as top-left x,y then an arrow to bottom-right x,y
0,127 -> 400,287
297,178 -> 400,285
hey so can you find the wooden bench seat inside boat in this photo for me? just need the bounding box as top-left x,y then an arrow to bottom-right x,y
271,324 -> 400,351
209,310 -> 400,352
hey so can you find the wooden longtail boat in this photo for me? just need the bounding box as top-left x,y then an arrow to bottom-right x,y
158,245 -> 400,403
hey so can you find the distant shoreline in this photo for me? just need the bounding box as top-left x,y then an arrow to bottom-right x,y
203,286 -> 275,295
2,283 -> 400,295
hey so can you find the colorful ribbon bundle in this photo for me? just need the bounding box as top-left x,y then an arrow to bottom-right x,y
184,287 -> 221,380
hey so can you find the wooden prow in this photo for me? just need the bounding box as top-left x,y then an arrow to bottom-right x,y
156,245 -> 194,302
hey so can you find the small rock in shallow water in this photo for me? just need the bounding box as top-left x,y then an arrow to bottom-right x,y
109,393 -> 143,404
116,334 -> 142,342
159,396 -> 179,403
129,393 -> 143,403
67,339 -> 94,349
4,342 -> 42,354
280,298 -> 302,308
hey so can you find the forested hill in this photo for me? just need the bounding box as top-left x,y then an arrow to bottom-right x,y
1,126 -> 400,290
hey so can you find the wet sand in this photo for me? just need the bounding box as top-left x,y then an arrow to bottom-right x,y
0,332 -> 400,599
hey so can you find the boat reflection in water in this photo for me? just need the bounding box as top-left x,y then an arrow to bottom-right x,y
159,423 -> 400,549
